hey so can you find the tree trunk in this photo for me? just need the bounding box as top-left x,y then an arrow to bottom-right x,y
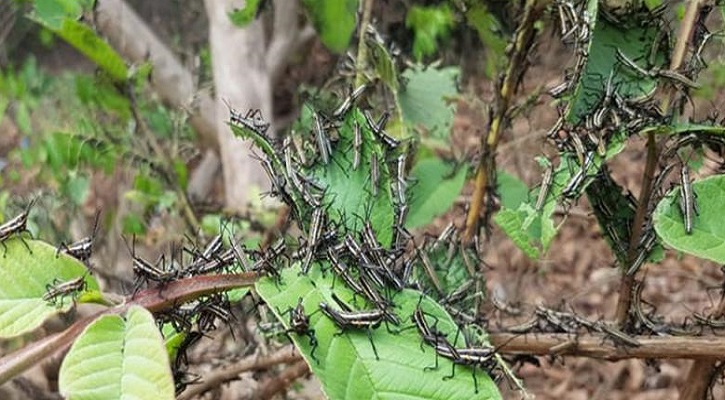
204,0 -> 272,211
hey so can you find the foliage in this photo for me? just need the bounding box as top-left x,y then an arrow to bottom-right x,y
7,0 -> 725,398
406,4 -> 456,62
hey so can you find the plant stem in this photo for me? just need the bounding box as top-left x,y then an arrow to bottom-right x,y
355,0 -> 374,88
614,0 -> 703,326
177,346 -> 302,400
463,0 -> 547,242
489,332 -> 725,360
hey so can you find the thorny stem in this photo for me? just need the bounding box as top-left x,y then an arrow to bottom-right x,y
177,346 -> 302,400
613,0 -> 704,326
355,0 -> 374,88
463,0 -> 547,242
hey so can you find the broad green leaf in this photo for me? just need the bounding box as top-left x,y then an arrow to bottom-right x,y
406,158 -> 467,229
0,239 -> 99,338
59,306 -> 175,400
400,65 -> 459,143
309,108 -> 396,246
654,174 -> 725,263
567,7 -> 664,124
257,264 -> 501,400
405,5 -> 455,61
228,0 -> 263,27
32,16 -> 128,82
302,0 -> 358,54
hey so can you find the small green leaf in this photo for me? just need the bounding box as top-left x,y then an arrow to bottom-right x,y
0,239 -> 99,338
32,16 -> 128,82
15,103 -> 32,134
228,0 -> 262,27
405,5 -> 455,61
302,0 -> 358,53
399,65 -> 458,143
406,158 -> 467,229
654,174 -> 725,263
33,0 -> 84,30
494,206 -> 541,259
122,214 -> 146,235
464,4 -> 507,77
65,172 -> 90,206
173,160 -> 189,190
59,306 -> 175,400
498,172 -> 530,210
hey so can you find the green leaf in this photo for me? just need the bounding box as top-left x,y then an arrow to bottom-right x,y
65,172 -> 90,206
302,0 -> 358,53
413,235 -> 480,301
32,17 -> 128,82
654,174 -> 725,263
498,172 -> 530,210
567,11 -> 664,124
257,264 -> 502,400
494,206 -> 541,259
122,214 -> 146,235
173,160 -> 189,190
0,239 -> 99,338
406,158 -> 467,229
228,0 -> 262,27
230,105 -> 396,245
464,4 -> 507,77
405,5 -> 455,61
399,65 -> 458,144
15,103 -> 32,134
33,0 -> 84,30
59,306 -> 175,400
368,40 -> 399,93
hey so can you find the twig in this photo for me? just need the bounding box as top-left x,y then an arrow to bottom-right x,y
177,346 -> 302,400
613,0 -> 704,326
462,0 -> 548,242
253,359 -> 310,400
0,273 -> 259,385
354,0 -> 374,88
490,332 -> 725,360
